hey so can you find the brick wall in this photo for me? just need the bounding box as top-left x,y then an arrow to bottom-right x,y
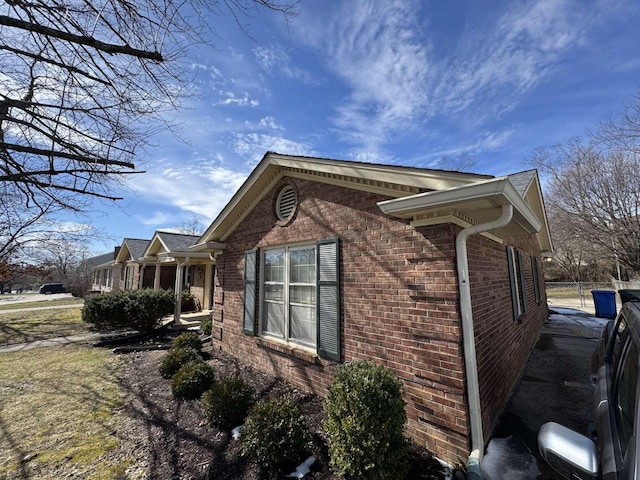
467,232 -> 548,440
212,176 -> 547,463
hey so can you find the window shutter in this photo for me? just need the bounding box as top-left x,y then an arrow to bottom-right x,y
506,247 -> 519,321
517,250 -> 527,313
317,238 -> 340,361
531,256 -> 541,304
243,249 -> 257,336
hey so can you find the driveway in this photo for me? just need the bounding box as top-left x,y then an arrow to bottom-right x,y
481,306 -> 610,479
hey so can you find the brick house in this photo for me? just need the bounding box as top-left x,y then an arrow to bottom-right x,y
138,231 -> 215,320
113,238 -> 150,291
192,152 -> 552,463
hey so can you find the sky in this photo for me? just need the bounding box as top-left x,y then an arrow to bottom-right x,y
83,0 -> 640,254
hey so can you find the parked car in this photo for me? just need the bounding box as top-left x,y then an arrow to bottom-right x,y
538,300 -> 640,479
39,283 -> 67,295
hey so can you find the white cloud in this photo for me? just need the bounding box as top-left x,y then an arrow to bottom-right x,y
432,0 -> 597,118
259,116 -> 284,130
130,160 -> 250,221
215,91 -> 259,107
253,45 -> 316,84
139,211 -> 172,226
233,133 -> 315,165
295,0 -> 620,152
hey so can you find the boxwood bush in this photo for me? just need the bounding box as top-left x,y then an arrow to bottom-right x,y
82,290 -> 131,329
171,361 -> 216,400
240,398 -> 311,472
201,375 -> 255,430
324,360 -> 408,480
126,289 -> 175,331
159,347 -> 203,379
172,332 -> 202,352
82,288 -> 174,331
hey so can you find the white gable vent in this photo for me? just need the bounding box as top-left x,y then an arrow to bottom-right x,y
276,185 -> 297,221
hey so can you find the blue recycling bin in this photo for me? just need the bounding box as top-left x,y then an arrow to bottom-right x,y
591,290 -> 617,319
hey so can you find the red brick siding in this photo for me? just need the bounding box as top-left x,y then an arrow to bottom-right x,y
212,176 -> 547,463
467,232 -> 548,441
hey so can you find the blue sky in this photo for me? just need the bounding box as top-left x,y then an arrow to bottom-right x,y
84,0 -> 640,253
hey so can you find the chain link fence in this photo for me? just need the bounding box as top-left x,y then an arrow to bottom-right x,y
545,282 -> 614,308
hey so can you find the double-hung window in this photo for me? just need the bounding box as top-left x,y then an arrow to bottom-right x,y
243,238 -> 340,361
262,245 -> 317,347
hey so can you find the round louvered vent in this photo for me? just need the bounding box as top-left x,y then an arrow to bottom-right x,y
276,186 -> 297,221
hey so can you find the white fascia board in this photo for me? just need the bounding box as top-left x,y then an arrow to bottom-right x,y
189,241 -> 226,252
378,176 -> 542,233
268,153 -> 491,190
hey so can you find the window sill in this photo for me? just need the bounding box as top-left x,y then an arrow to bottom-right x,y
255,337 -> 320,365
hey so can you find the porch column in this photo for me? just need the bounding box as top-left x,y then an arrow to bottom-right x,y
173,258 -> 188,323
153,263 -> 161,290
138,265 -> 145,289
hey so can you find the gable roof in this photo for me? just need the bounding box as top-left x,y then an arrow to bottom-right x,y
195,152 -> 553,254
196,152 -> 493,245
141,231 -> 209,263
114,238 -> 150,264
85,252 -> 115,269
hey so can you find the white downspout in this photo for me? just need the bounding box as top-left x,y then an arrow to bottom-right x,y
456,204 -> 513,468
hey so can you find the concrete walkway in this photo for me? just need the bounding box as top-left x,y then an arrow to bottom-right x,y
482,306 -> 609,479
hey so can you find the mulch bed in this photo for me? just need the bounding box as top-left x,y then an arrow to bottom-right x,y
115,342 -> 450,479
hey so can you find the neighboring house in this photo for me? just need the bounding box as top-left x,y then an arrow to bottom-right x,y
193,152 -> 553,463
138,231 -> 215,320
113,238 -> 150,291
87,249 -> 118,292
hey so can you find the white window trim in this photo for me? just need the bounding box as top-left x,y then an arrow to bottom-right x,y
259,243 -> 317,350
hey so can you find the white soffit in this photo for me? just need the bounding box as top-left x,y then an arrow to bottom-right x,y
377,177 -> 542,237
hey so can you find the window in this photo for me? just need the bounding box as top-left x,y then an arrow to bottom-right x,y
243,238 -> 341,361
507,247 -> 527,320
262,245 -> 317,347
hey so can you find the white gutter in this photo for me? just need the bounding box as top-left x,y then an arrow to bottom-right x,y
456,204 -> 513,469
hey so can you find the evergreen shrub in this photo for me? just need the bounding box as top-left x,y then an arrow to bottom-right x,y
240,398 -> 311,471
201,375 -> 255,430
171,361 -> 215,399
172,332 -> 202,351
159,347 -> 202,379
324,360 -> 408,480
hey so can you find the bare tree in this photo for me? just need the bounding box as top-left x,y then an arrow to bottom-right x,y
531,139 -> 640,276
544,204 -> 614,282
598,92 -> 640,155
0,0 -> 297,212
174,215 -> 206,236
436,152 -> 478,172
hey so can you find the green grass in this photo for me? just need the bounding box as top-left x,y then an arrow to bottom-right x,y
0,346 -> 134,479
0,307 -> 91,346
0,297 -> 84,311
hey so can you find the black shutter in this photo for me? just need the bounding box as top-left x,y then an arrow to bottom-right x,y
506,247 -> 519,321
317,238 -> 340,361
243,249 -> 257,335
531,256 -> 541,304
517,250 -> 527,313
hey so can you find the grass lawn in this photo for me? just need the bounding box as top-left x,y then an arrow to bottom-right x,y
0,307 -> 91,346
0,346 -> 134,479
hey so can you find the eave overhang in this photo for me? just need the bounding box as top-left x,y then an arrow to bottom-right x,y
198,152 -> 492,244
377,176 -> 544,242
189,241 -> 226,253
